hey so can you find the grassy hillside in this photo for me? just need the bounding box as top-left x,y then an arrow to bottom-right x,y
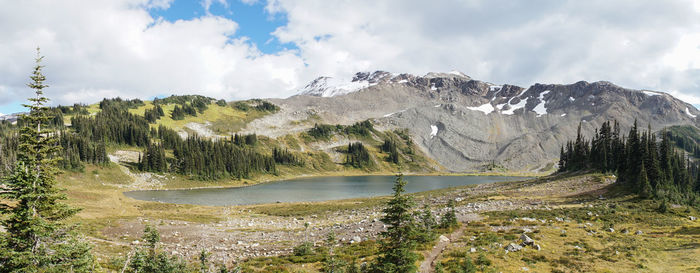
664,125 -> 700,158
54,95 -> 439,186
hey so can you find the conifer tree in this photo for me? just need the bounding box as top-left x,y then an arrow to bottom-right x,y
372,174 -> 418,273
440,200 -> 458,229
639,162 -> 652,198
0,48 -> 94,271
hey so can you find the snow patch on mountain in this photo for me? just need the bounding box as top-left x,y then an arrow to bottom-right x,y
448,70 -> 468,77
643,91 -> 660,97
383,109 -> 407,117
467,103 -> 495,115
686,107 -> 697,118
533,90 -> 550,117
298,76 -> 375,97
430,125 -> 438,138
503,98 -> 527,115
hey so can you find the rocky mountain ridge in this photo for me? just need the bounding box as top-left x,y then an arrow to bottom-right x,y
243,70 -> 699,172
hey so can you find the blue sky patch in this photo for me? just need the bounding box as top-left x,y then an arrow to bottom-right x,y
148,0 -> 296,54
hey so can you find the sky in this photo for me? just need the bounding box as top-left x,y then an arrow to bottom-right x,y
1,0 -> 700,114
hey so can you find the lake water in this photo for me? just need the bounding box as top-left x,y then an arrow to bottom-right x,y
123,175 -> 526,206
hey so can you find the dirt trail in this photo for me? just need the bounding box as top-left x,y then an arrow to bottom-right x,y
419,213 -> 480,273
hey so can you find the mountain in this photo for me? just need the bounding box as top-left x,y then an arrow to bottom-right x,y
241,71 -> 698,173
0,112 -> 23,123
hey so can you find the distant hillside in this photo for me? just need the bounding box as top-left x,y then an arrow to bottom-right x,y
663,125 -> 700,158
0,95 -> 438,182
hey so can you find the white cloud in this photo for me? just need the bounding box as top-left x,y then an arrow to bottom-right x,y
0,0 -> 699,110
0,0 -> 305,106
268,0 -> 700,103
201,0 -> 228,14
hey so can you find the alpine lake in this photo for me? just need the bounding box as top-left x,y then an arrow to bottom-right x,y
124,175 -> 527,206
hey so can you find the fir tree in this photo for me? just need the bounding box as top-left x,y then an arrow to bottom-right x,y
322,232 -> 345,273
126,225 -> 187,273
372,174 -> 418,273
0,48 -> 94,271
440,200 -> 458,229
415,205 -> 437,243
639,163 -> 652,198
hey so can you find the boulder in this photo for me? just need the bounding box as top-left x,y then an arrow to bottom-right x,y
520,234 -> 534,246
439,235 -> 450,243
505,243 -> 523,252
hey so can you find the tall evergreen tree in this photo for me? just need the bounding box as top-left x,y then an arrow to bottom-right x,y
0,48 -> 94,272
371,174 -> 418,273
639,162 -> 652,198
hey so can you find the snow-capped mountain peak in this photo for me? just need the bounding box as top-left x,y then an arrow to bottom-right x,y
297,71 -> 395,97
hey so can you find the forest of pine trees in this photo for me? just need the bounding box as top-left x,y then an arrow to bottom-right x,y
1,121 -> 108,175
272,147 -> 304,166
381,138 -> 400,164
308,120 -> 375,140
138,142 -> 167,173
345,142 -> 373,168
144,103 -> 165,123
171,135 -> 276,180
559,120 -> 700,205
71,100 -> 151,147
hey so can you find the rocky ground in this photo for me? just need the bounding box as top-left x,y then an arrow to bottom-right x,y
95,172 -> 612,264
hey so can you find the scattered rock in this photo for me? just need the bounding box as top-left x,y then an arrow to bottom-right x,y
689,216 -> 697,221
439,235 -> 450,243
131,240 -> 140,245
469,247 -> 476,253
606,228 -> 615,233
522,228 -> 533,233
350,236 -> 361,244
635,230 -> 643,235
505,243 -> 523,252
533,244 -> 541,251
520,234 -> 534,246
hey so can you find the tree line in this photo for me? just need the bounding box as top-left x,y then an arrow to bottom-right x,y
308,120 -> 375,140
559,120 -> 700,205
1,125 -> 108,176
663,126 -> 700,158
